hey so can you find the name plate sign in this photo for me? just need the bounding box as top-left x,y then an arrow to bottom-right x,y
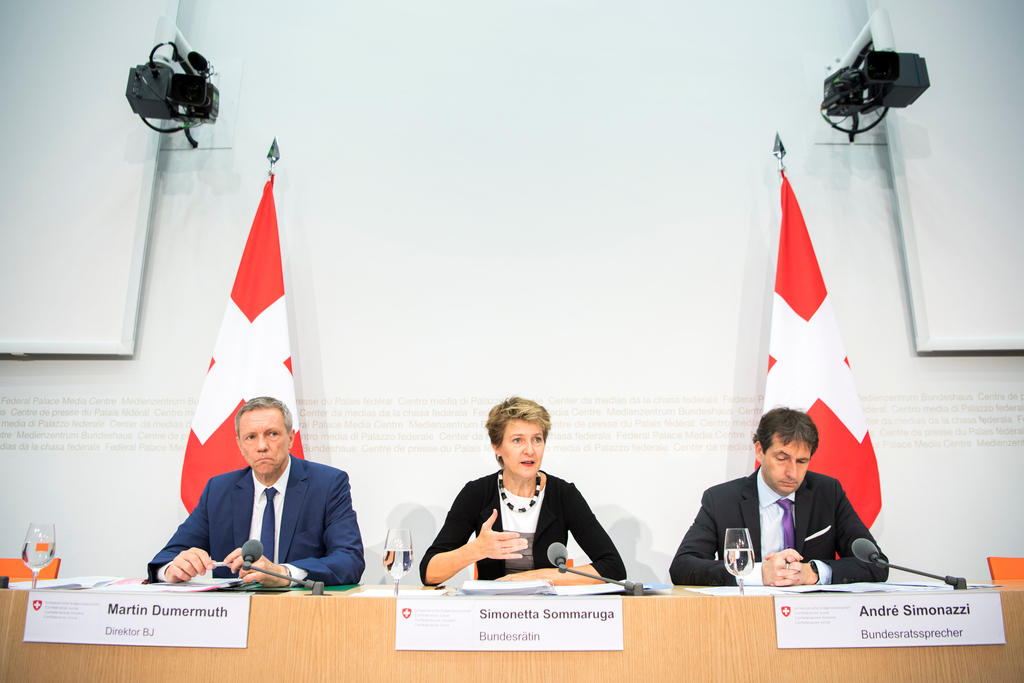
775,592 -> 1005,649
396,596 -> 623,651
24,590 -> 251,648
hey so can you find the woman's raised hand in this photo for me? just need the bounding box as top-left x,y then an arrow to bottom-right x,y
474,509 -> 528,560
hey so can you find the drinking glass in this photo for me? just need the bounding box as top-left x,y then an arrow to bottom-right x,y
22,522 -> 56,589
382,528 -> 412,597
723,527 -> 754,595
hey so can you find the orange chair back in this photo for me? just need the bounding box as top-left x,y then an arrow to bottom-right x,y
987,556 -> 1024,580
0,557 -> 61,581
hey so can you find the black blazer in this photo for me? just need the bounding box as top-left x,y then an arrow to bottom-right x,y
420,471 -> 625,584
669,470 -> 887,585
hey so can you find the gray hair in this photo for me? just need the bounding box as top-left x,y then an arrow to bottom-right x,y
234,396 -> 293,435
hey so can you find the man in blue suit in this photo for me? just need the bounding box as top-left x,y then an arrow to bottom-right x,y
149,396 -> 364,586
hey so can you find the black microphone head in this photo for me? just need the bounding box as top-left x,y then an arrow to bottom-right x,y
852,537 -> 879,563
241,539 -> 263,564
546,542 -> 568,567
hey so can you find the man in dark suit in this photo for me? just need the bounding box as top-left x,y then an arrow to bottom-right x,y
669,407 -> 886,586
149,396 -> 364,586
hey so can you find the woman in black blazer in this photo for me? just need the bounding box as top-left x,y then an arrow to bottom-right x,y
420,396 -> 625,586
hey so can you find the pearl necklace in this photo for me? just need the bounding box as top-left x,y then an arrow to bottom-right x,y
498,472 -> 541,513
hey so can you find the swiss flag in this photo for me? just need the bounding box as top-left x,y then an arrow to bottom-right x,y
762,171 -> 881,527
179,176 -> 304,512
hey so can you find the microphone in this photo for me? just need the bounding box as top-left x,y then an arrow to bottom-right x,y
241,539 -> 263,565
851,537 -> 967,590
545,542 -> 645,596
239,539 -> 326,596
851,538 -> 881,564
546,542 -> 569,568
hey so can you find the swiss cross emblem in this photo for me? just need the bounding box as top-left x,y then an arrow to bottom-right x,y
401,607 -> 412,619
780,606 -> 791,617
32,600 -> 43,611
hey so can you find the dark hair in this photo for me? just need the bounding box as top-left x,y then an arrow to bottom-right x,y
235,396 -> 293,435
753,407 -> 818,455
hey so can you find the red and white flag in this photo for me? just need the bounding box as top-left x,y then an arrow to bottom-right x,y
762,171 -> 881,527
180,176 -> 304,512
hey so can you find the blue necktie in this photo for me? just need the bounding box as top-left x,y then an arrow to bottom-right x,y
776,498 -> 794,550
261,487 -> 277,563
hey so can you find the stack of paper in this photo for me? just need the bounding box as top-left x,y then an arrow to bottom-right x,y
458,580 -> 671,596
459,580 -> 556,595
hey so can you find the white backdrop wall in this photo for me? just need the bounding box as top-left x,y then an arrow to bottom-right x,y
1,0 -> 1022,585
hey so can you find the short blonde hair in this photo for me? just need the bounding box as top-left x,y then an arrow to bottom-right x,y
486,396 -> 551,448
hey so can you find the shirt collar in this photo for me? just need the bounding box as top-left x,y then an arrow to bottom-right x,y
757,466 -> 795,509
251,456 -> 291,496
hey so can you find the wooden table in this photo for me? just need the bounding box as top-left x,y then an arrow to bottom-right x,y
2,584 -> 1021,682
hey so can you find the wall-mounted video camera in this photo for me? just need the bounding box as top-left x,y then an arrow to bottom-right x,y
125,18 -> 218,147
819,9 -> 929,142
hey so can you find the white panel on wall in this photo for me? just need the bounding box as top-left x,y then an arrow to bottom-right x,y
0,2 -> 177,355
879,0 -> 1024,351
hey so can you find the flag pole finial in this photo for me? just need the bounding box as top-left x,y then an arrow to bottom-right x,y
267,137 -> 281,176
772,132 -> 786,172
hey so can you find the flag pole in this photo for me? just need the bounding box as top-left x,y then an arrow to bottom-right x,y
772,132 -> 786,175
267,137 -> 281,177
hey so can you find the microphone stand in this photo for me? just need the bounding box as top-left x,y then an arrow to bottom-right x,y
242,560 -> 326,596
554,562 -> 645,596
873,558 -> 967,590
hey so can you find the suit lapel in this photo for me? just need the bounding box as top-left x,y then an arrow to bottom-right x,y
740,472 -> 762,560
534,472 -> 556,539
232,470 -> 255,550
479,474 -> 503,576
477,472 -> 504,532
279,456 -> 306,562
793,475 -> 812,553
